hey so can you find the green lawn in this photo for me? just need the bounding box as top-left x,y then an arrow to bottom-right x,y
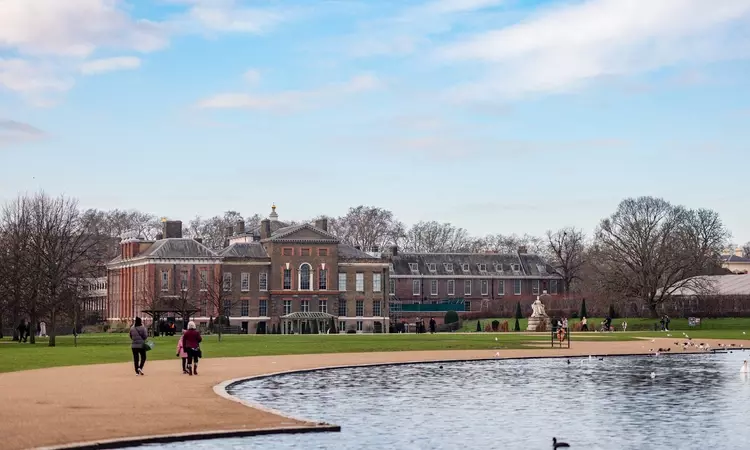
461,317 -> 750,332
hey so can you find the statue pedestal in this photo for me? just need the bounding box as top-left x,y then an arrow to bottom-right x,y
527,316 -> 551,332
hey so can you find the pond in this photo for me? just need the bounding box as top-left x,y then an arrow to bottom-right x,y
140,352 -> 750,449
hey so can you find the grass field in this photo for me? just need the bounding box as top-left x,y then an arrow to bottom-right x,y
1,322 -> 749,373
459,317 -> 750,332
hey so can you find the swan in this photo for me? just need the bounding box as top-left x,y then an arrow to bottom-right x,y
553,437 -> 570,448
741,361 -> 748,373
650,372 -> 656,378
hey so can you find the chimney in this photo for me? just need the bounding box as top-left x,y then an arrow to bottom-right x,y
155,233 -> 163,240
224,226 -> 233,237
235,220 -> 245,235
315,218 -> 328,232
260,219 -> 271,240
194,237 -> 203,244
163,220 -> 182,239
736,247 -> 744,257
391,245 -> 398,256
518,246 -> 527,254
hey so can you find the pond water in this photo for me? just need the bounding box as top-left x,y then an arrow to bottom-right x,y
140,352 -> 750,449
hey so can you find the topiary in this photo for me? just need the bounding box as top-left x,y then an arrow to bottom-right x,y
580,299 -> 588,319
608,304 -> 617,319
515,301 -> 523,320
514,318 -> 520,332
476,320 -> 482,332
491,320 -> 500,331
444,310 -> 459,324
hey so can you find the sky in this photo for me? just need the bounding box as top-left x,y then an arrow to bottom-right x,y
1,0 -> 749,244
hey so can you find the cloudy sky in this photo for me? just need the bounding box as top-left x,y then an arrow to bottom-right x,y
1,0 -> 749,243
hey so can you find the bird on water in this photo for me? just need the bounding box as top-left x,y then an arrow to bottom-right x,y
553,437 -> 570,448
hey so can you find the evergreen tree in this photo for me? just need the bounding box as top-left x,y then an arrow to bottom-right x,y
514,318 -> 521,332
608,304 -> 617,319
476,320 -> 482,332
580,299 -> 588,318
514,302 -> 523,320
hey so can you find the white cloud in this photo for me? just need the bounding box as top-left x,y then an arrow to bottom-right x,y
165,0 -> 287,34
243,69 -> 262,85
0,58 -> 74,93
80,56 -> 141,75
436,0 -> 750,101
197,74 -> 382,112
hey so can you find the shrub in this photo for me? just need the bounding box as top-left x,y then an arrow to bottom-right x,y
514,318 -> 520,332
491,320 -> 500,331
484,324 -> 492,332
571,312 -> 578,319
608,304 -> 617,319
444,310 -> 459,324
580,299 -> 588,319
476,320 -> 482,332
515,302 -> 523,320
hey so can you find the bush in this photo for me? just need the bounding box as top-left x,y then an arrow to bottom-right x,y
108,321 -> 130,333
444,310 -> 459,324
491,320 -> 500,331
580,299 -> 588,319
476,320 -> 482,332
514,302 -> 523,320
514,318 -> 520,332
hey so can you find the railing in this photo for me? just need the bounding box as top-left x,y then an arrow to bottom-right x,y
551,327 -> 570,349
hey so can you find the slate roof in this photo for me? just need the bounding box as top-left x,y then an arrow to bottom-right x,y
722,255 -> 750,263
669,275 -> 750,296
390,252 -> 559,277
338,244 -> 380,260
138,238 -> 218,259
219,242 -> 269,258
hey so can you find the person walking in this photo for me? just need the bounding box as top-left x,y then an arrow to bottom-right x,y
176,330 -> 189,374
17,319 -> 28,343
581,316 -> 588,331
429,318 -> 436,334
129,317 -> 148,376
183,321 -> 202,376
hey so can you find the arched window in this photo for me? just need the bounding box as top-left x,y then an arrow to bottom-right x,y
299,263 -> 312,290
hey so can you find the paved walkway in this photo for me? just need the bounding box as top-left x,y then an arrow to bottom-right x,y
0,338 -> 745,450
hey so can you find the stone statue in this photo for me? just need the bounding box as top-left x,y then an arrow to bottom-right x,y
531,297 -> 547,317
527,296 -> 551,332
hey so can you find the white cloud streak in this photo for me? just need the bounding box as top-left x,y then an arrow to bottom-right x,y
0,119 -> 45,147
80,56 -> 141,75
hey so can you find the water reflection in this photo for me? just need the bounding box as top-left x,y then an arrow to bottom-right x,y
142,353 -> 750,450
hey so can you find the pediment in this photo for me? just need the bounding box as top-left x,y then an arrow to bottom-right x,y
269,223 -> 339,242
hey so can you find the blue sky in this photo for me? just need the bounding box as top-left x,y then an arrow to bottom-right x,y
1,0 -> 749,244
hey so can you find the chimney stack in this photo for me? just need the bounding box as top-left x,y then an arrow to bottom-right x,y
315,218 -> 328,232
260,219 -> 271,240
162,220 -> 183,239
235,220 -> 245,235
224,226 -> 233,237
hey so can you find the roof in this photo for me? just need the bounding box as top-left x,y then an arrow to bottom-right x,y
219,242 -> 269,258
338,244 -> 380,260
722,255 -> 750,263
390,252 -> 559,277
264,222 -> 339,243
669,274 -> 750,296
281,312 -> 337,320
140,238 -> 218,259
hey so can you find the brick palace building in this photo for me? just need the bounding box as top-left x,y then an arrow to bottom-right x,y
106,206 -> 390,333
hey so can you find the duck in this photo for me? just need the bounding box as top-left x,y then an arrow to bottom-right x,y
553,437 -> 570,448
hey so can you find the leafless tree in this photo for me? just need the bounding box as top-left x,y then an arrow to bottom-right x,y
742,242 -> 750,258
546,227 -> 586,294
593,196 -> 729,317
0,196 -> 34,341
200,268 -> 237,342
188,210 -> 246,250
327,206 -> 400,251
401,221 -> 473,253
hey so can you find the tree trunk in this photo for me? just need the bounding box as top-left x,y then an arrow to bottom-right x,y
29,313 -> 36,344
648,302 -> 659,319
48,308 -> 56,347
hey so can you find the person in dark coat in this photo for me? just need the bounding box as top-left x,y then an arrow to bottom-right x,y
429,318 -> 436,334
17,319 -> 28,343
183,321 -> 203,376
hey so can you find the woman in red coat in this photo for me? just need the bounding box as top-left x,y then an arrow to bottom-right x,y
183,321 -> 203,375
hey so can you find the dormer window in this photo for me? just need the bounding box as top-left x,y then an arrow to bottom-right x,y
478,263 -> 487,273
512,264 -> 521,272
444,263 -> 453,273
461,263 -> 469,272
495,264 -> 503,273
427,263 -> 437,273
409,263 -> 419,273
536,264 -> 547,274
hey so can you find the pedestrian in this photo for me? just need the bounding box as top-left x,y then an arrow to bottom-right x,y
581,316 -> 588,331
429,317 -> 436,334
183,321 -> 202,376
39,321 -> 47,337
176,330 -> 189,374
129,317 -> 148,376
17,319 -> 27,343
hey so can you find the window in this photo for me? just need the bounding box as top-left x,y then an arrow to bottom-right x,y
532,279 -> 540,295
373,273 -> 382,292
259,272 -> 268,291
356,300 -> 364,316
465,301 -> 472,312
464,280 -> 472,296
498,280 -> 505,296
412,280 -> 420,296
338,299 -> 347,316
223,299 -> 232,316
356,320 -> 363,331
339,321 -> 346,332
447,279 -> 455,296
223,272 -> 232,291
478,264 -> 487,272
495,264 -> 503,273
200,299 -> 207,316
301,248 -> 311,256
318,248 -> 328,257
514,279 -> 522,295
283,300 -> 292,315
282,247 -> 293,256
241,272 -> 249,292
550,279 -> 559,295
427,263 -> 436,273
512,264 -> 521,272
537,264 -> 547,274
319,269 -> 327,290
319,300 -> 328,313
338,273 -> 347,291
259,299 -> 268,316
461,263 -> 469,272
299,263 -> 312,290
444,263 -> 453,272
180,270 -> 189,291
481,279 -> 489,296
373,300 -> 382,316
240,300 -> 249,316
161,270 -> 169,291
355,273 -> 364,292
430,279 -> 438,296
389,279 -> 395,295
408,263 -> 419,273
389,263 -> 395,273
200,269 -> 208,291
283,269 -> 292,290
301,300 -> 310,312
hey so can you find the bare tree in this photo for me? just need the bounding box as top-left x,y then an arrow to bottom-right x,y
200,268 -> 237,342
401,221 -> 473,253
593,197 -> 729,317
742,242 -> 750,258
328,206 -> 400,251
546,227 -> 586,294
0,196 -> 34,341
188,211 -> 246,250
